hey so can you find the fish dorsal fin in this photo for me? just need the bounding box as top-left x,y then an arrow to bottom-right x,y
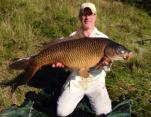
39,36 -> 83,51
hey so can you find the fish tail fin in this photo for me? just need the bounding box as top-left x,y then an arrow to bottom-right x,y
9,57 -> 30,70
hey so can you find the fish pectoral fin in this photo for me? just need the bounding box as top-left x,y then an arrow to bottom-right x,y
79,68 -> 90,78
96,56 -> 112,68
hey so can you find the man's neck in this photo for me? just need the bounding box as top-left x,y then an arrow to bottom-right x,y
82,27 -> 95,37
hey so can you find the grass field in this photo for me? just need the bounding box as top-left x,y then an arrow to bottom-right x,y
0,0 -> 151,116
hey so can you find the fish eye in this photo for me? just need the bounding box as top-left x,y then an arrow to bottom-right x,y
116,46 -> 126,54
121,50 -> 125,54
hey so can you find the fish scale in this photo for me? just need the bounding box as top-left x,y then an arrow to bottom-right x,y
23,37 -> 131,81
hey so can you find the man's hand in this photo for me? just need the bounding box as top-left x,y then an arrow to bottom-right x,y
52,62 -> 65,68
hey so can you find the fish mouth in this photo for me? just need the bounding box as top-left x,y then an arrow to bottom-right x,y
123,52 -> 133,60
108,52 -> 133,61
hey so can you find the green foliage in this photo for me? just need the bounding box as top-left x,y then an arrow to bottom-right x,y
121,0 -> 151,16
0,0 -> 151,116
32,10 -> 78,38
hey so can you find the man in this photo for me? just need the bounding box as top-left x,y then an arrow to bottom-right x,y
56,2 -> 112,117
9,2 -> 112,116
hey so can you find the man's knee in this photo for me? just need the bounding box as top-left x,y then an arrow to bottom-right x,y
96,99 -> 112,115
57,104 -> 74,117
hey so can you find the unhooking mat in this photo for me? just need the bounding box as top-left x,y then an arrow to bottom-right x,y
0,91 -> 132,117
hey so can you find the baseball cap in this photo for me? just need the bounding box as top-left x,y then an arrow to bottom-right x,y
80,2 -> 97,15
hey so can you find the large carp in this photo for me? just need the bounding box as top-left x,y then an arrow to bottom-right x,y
10,37 -> 132,81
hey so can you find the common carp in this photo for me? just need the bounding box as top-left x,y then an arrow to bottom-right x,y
10,37 -> 132,81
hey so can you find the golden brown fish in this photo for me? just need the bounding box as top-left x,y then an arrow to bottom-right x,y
10,37 -> 132,81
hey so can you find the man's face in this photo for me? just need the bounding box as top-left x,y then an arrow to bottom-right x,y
80,8 -> 96,30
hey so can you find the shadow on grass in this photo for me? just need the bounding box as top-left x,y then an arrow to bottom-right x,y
0,65 -> 95,116
0,65 -> 69,92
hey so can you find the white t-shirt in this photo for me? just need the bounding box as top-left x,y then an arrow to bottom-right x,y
69,27 -> 108,38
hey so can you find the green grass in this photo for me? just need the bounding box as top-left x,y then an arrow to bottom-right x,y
0,0 -> 151,116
